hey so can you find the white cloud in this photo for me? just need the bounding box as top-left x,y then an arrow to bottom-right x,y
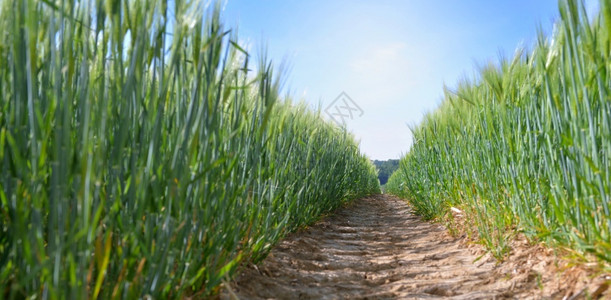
349,42 -> 408,75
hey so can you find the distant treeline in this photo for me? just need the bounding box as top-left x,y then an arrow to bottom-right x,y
373,159 -> 400,185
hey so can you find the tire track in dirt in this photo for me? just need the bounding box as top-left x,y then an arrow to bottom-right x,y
220,195 -> 609,299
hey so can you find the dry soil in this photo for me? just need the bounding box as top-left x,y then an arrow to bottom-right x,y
220,195 -> 610,299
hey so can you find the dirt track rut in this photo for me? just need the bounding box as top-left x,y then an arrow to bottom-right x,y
221,195 -> 609,299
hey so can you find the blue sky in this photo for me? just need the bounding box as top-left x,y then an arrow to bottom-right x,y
220,0 -> 596,160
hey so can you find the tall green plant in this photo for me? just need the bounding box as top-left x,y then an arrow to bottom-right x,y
388,0 -> 611,263
0,0 -> 380,298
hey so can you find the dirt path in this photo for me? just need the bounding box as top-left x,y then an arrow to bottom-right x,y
221,195 -> 609,299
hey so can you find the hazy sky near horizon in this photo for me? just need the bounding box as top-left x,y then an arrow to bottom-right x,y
221,0 -> 597,160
